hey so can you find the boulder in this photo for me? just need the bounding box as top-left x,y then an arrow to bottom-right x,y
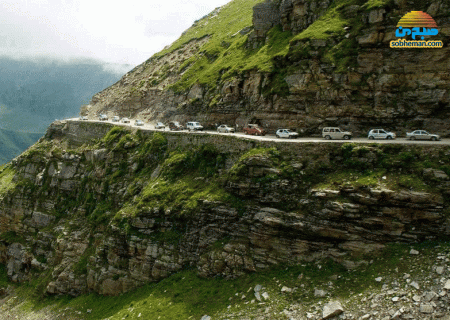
323,300 -> 344,319
423,168 -> 449,180
30,212 -> 55,228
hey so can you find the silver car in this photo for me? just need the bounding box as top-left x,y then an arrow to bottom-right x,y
121,117 -> 130,123
406,130 -> 440,141
155,122 -> 165,129
112,116 -> 120,122
276,129 -> 299,139
368,129 -> 396,140
134,119 -> 144,126
217,125 -> 235,133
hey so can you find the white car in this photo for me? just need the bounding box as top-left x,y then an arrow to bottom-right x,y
79,116 -> 88,121
112,116 -> 120,122
276,129 -> 299,139
217,125 -> 235,133
155,122 -> 166,130
98,114 -> 108,121
186,122 -> 204,131
368,129 -> 396,140
121,117 -> 130,123
406,130 -> 440,141
322,127 -> 352,140
134,120 -> 144,126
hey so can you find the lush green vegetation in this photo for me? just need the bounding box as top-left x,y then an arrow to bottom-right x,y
114,143 -> 234,218
138,177 -> 228,212
146,0 -> 296,93
0,264 -> 8,287
142,0 -> 402,95
156,0 -> 263,57
101,126 -> 129,146
311,143 -> 450,191
314,169 -> 432,191
363,0 -> 393,10
229,147 -> 280,176
291,0 -> 357,41
0,165 -> 16,196
164,0 -> 397,93
171,24 -> 292,92
0,231 -> 26,245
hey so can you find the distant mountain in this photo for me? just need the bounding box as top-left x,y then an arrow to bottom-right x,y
0,128 -> 43,164
0,56 -> 130,163
0,57 -> 130,132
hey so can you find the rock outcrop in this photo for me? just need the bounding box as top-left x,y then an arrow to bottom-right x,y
0,121 -> 449,296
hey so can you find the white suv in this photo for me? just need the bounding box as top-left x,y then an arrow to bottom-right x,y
186,122 -> 203,131
322,127 -> 352,140
368,129 -> 396,140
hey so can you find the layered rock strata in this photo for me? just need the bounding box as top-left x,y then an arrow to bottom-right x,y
0,121 -> 449,296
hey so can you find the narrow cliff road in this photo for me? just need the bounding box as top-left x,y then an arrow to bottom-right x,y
67,118 -> 450,145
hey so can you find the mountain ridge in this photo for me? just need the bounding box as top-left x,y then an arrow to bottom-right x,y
0,56 -> 128,163
0,128 -> 43,164
85,0 -> 450,137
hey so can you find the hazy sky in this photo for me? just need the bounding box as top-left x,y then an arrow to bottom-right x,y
1,0 -> 231,66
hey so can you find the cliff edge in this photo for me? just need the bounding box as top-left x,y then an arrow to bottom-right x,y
0,121 -> 449,298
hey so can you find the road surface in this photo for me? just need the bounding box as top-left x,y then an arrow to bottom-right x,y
66,118 -> 450,146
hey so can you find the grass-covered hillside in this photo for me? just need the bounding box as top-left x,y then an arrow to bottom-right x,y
2,241 -> 449,320
89,0 -> 449,137
153,0 -> 389,92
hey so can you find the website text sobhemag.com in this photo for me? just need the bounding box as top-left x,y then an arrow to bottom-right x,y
390,39 -> 444,48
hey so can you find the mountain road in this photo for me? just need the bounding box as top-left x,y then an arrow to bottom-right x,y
67,118 -> 450,146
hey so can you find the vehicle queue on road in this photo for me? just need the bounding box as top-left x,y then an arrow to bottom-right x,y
81,115 -> 442,141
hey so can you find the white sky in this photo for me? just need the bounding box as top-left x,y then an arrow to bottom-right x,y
1,0 -> 231,67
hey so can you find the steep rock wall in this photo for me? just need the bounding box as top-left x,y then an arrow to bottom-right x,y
0,121 -> 449,296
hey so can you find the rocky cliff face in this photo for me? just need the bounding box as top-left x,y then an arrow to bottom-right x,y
85,0 -> 449,136
0,121 -> 449,296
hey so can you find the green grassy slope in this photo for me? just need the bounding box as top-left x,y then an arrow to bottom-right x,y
152,0 -> 382,94
1,241 -> 447,320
